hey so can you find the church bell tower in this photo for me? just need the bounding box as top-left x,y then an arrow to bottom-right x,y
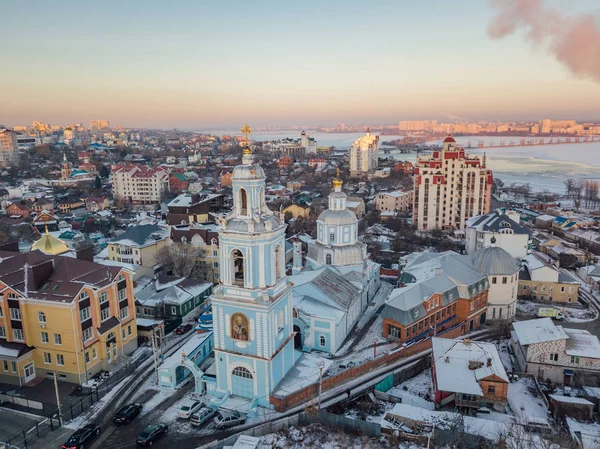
210,125 -> 297,406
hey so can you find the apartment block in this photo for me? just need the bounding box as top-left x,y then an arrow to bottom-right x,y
112,163 -> 170,205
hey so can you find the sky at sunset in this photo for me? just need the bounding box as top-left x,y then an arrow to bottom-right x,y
2,0 -> 600,129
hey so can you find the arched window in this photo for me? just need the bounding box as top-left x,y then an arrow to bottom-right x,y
325,254 -> 332,265
181,236 -> 187,244
232,366 -> 253,379
239,188 -> 248,216
79,291 -> 89,301
277,309 -> 284,331
181,220 -> 187,225
38,312 -> 46,324
319,335 -> 326,347
292,308 -> 298,318
232,249 -> 244,285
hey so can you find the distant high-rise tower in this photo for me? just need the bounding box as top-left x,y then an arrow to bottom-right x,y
349,128 -> 379,177
90,120 -> 109,131
0,128 -> 19,168
541,119 -> 552,134
413,136 -> 493,231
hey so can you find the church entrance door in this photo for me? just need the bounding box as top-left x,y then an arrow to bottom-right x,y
293,325 -> 302,350
231,366 -> 254,398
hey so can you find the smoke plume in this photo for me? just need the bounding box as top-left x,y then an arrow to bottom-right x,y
488,0 -> 600,83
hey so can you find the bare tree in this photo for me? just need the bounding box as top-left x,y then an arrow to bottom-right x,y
564,179 -> 575,199
156,243 -> 202,278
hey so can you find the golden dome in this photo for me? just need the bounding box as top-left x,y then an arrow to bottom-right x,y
31,227 -> 69,255
242,146 -> 252,155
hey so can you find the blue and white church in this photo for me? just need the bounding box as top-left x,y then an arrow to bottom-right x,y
288,175 -> 381,354
209,143 -> 297,407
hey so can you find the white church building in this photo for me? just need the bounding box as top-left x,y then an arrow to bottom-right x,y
289,174 -> 380,354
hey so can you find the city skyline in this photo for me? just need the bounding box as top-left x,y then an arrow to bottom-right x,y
2,0 -> 600,129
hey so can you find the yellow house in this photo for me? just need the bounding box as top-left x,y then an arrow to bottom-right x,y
0,250 -> 137,385
108,224 -> 169,270
282,203 -> 310,219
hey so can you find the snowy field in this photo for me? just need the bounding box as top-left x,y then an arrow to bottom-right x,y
388,368 -> 434,411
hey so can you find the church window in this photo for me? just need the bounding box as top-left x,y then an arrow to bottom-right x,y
232,366 -> 253,379
329,233 -> 335,243
239,188 -> 248,216
231,313 -> 249,341
292,308 -> 298,318
277,309 -> 284,332
319,335 -> 326,347
325,254 -> 332,265
232,249 -> 245,285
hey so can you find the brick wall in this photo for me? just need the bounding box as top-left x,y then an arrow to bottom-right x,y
270,324 -> 465,411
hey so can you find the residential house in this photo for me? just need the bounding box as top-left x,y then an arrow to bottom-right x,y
278,156 -> 292,168
85,197 -> 110,212
432,337 -> 509,411
519,253 -> 580,303
346,196 -> 365,218
465,210 -> 531,258
0,250 -> 137,385
32,197 -> 55,214
32,211 -> 59,232
170,224 -> 220,283
57,197 -> 84,213
282,203 -> 310,219
108,224 -> 169,270
578,264 -> 600,291
511,318 -> 600,385
375,190 -> 413,214
166,193 -> 224,226
6,201 -> 31,218
169,173 -> 189,192
135,275 -> 212,323
219,171 -> 232,187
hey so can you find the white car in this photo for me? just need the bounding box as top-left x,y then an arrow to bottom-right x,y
178,400 -> 204,419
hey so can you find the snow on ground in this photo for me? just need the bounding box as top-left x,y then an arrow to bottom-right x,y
273,352 -> 333,396
494,338 -> 514,372
386,368 -> 435,410
260,423 -> 421,449
335,281 -> 392,356
567,418 -> 600,449
517,299 -> 598,323
507,377 -> 549,424
327,342 -> 397,377
63,375 -> 132,429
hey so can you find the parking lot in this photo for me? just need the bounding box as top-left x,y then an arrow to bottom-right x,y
0,408 -> 44,444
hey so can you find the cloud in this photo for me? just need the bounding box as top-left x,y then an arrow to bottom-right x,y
488,0 -> 600,83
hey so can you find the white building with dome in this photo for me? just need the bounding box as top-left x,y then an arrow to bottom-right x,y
471,238 -> 520,323
287,175 -> 380,353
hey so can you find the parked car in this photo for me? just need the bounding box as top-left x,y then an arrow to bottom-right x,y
175,323 -> 193,335
214,411 -> 246,430
190,407 -> 217,427
113,403 -> 143,424
177,400 -> 204,419
136,424 -> 168,446
62,424 -> 100,449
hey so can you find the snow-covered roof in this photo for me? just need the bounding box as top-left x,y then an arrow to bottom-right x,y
466,211 -> 530,235
432,338 -> 508,397
158,331 -> 213,371
293,294 -> 345,324
379,190 -> 411,198
136,318 -> 163,328
564,328 -> 600,359
512,318 -> 569,346
549,395 -> 594,405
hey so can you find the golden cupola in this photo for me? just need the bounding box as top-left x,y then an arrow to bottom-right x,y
31,226 -> 69,255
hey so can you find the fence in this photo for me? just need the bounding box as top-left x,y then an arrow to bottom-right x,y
1,412 -> 61,449
0,394 -> 46,416
198,410 -> 381,449
270,323 -> 465,411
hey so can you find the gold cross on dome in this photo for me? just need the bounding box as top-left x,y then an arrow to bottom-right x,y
241,124 -> 252,148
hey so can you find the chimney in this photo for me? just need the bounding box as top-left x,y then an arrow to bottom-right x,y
76,245 -> 94,262
435,267 -> 441,276
464,338 -> 471,345
292,241 -> 303,275
445,356 -> 449,363
487,358 -> 492,367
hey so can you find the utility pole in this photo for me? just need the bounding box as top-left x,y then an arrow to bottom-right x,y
53,371 -> 63,426
151,330 -> 159,384
373,337 -> 377,359
317,362 -> 324,411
